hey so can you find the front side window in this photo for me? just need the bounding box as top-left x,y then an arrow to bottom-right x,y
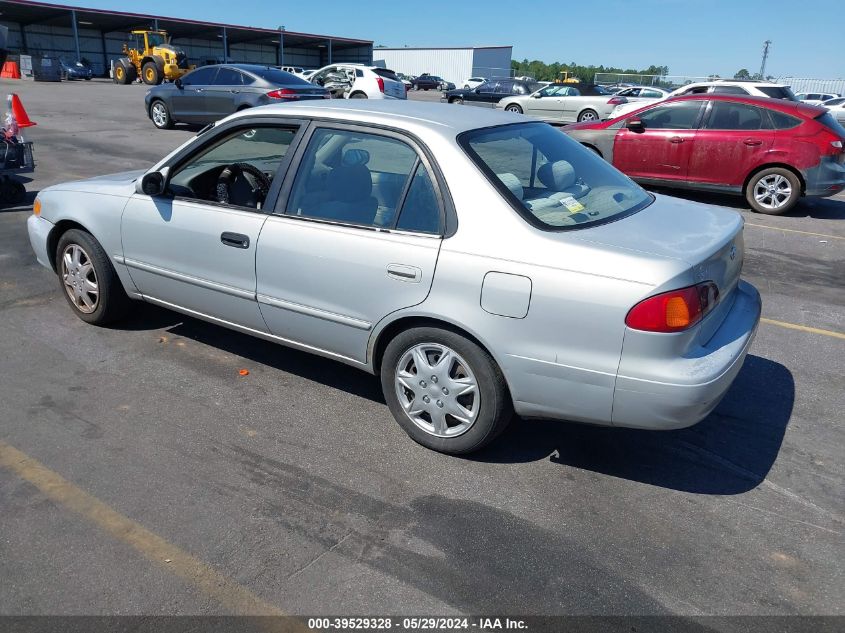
641,89 -> 664,98
168,126 -> 298,209
287,128 -> 439,231
182,66 -> 218,86
637,100 -> 704,129
461,122 -> 652,229
704,101 -> 769,130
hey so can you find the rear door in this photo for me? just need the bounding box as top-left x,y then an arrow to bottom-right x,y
687,100 -> 775,188
255,124 -> 445,364
613,99 -> 706,181
203,67 -> 244,120
171,66 -> 219,122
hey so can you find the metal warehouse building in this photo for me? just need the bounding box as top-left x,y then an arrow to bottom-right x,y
0,0 -> 372,77
373,46 -> 512,86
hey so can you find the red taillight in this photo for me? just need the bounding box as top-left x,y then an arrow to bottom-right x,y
266,88 -> 299,100
607,96 -> 626,105
376,76 -> 385,93
625,282 -> 720,333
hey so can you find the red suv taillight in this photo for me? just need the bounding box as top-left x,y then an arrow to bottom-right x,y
266,89 -> 299,100
607,96 -> 626,105
376,76 -> 385,93
625,282 -> 720,332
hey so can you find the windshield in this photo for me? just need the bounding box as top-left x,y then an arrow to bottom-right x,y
250,67 -> 310,85
460,123 -> 652,230
146,32 -> 166,47
758,86 -> 797,101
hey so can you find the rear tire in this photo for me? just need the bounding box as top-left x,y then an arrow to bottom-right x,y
350,92 -> 368,99
113,61 -> 130,85
55,229 -> 130,325
142,62 -> 162,85
745,167 -> 801,215
380,326 -> 513,455
577,108 -> 599,122
505,104 -> 523,114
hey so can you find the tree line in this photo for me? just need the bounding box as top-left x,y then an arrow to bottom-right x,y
509,59 -> 670,83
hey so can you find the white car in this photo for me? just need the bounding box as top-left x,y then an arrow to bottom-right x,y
309,64 -> 407,100
610,80 -> 797,119
821,97 -> 845,125
795,92 -> 841,106
613,86 -> 671,103
463,77 -> 487,90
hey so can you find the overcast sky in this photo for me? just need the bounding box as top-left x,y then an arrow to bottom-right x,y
35,0 -> 842,79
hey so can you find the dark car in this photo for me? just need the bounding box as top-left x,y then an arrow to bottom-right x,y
59,57 -> 93,80
441,78 -> 540,107
411,74 -> 440,91
144,63 -> 329,129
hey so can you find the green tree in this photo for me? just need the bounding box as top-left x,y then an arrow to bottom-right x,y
734,68 -> 752,80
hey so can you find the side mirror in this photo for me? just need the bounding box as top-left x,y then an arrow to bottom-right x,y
626,118 -> 645,132
474,87 -> 481,94
174,78 -> 183,89
137,168 -> 169,196
531,93 -> 542,98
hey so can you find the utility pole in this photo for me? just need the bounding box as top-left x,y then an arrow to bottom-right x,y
759,40 -> 771,79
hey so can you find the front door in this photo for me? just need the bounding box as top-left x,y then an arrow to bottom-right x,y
170,65 -> 219,123
687,100 -> 775,187
121,122 -> 303,331
202,66 -> 244,120
256,125 -> 445,364
613,99 -> 705,181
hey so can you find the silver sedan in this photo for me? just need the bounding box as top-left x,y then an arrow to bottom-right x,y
27,101 -> 761,454
496,84 -> 624,123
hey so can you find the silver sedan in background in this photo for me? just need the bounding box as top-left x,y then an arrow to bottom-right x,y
27,101 -> 760,454
496,83 -> 626,123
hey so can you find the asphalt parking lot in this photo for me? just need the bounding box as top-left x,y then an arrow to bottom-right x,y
0,79 -> 843,618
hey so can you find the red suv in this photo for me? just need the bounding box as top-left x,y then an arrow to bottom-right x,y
563,95 -> 845,214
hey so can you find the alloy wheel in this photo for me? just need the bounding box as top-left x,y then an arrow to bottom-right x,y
394,343 -> 480,438
753,174 -> 792,211
151,102 -> 168,128
579,110 -> 598,122
61,244 -> 98,314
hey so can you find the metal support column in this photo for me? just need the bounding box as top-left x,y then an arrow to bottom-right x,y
222,27 -> 228,63
19,24 -> 28,54
153,18 -> 159,31
70,10 -> 81,61
100,30 -> 108,77
327,39 -> 332,64
277,30 -> 284,66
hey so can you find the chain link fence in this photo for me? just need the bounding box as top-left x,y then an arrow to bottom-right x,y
594,73 -> 712,89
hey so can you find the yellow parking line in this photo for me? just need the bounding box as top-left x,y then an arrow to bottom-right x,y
745,223 -> 845,241
761,317 -> 845,340
0,440 -> 296,620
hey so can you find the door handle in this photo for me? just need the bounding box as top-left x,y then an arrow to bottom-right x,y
743,138 -> 763,146
387,264 -> 422,283
229,89 -> 240,94
668,136 -> 684,144
195,88 -> 204,92
221,232 -> 250,249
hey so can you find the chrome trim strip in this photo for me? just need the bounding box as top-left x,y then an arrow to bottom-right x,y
141,295 -> 368,370
123,257 -> 255,300
257,293 -> 372,331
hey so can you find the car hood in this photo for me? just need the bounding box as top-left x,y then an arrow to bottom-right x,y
46,169 -> 146,196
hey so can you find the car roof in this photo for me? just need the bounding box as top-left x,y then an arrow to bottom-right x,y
679,80 -> 789,89
228,99 -> 530,136
665,93 -> 825,116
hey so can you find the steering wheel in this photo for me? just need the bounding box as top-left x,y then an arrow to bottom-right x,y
215,163 -> 273,207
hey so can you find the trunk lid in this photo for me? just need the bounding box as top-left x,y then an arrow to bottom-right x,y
571,193 -> 745,338
373,68 -> 406,99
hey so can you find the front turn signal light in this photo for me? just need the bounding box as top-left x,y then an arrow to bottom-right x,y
33,198 -> 41,216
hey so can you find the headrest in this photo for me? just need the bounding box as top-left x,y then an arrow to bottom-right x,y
342,148 -> 370,166
537,160 -> 576,191
328,163 -> 372,201
496,172 -> 523,200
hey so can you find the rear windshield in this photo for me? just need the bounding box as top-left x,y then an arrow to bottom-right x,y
817,112 -> 845,138
758,86 -> 798,101
460,123 -> 652,230
249,67 -> 310,85
373,68 -> 399,80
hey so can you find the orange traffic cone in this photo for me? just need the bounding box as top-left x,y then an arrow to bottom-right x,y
10,94 -> 35,128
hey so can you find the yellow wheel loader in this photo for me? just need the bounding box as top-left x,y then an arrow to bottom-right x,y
113,30 -> 193,85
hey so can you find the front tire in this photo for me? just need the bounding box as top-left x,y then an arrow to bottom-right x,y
150,100 -> 173,129
745,167 -> 801,215
577,108 -> 599,122
113,62 -> 130,85
142,62 -> 162,85
56,229 -> 129,325
505,104 -> 523,114
449,97 -> 464,105
380,327 -> 513,454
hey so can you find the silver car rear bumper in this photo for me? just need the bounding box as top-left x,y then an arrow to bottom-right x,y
611,280 -> 762,430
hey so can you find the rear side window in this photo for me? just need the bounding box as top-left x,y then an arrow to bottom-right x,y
768,110 -> 802,129
396,165 -> 440,234
704,102 -> 769,130
214,68 -> 243,86
710,85 -> 749,95
757,86 -> 797,100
